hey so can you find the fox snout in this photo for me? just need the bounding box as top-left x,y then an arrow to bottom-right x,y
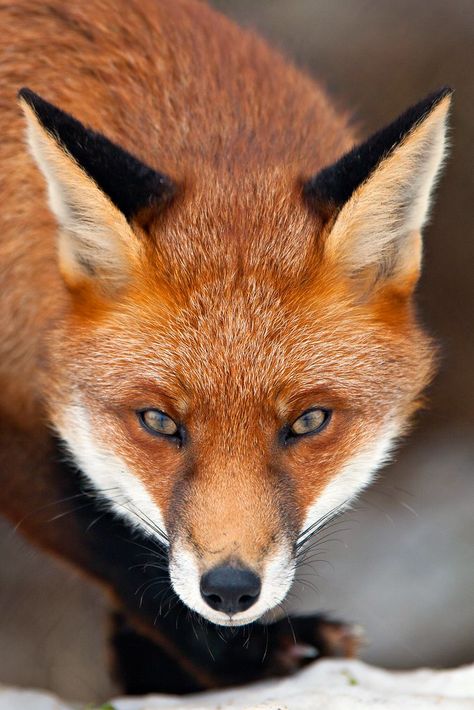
167,472 -> 297,625
169,537 -> 295,626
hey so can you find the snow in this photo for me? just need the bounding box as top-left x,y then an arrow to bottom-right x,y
1,659 -> 474,710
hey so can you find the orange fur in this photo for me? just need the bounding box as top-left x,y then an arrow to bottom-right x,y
0,0 -> 447,623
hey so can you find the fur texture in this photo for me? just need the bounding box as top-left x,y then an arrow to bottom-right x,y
0,0 -> 450,630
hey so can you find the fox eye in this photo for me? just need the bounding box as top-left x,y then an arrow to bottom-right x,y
138,409 -> 179,437
290,408 -> 331,437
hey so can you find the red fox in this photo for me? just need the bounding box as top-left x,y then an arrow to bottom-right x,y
0,0 -> 451,693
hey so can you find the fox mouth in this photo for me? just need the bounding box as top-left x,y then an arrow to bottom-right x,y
196,609 -> 268,627
168,542 -> 296,626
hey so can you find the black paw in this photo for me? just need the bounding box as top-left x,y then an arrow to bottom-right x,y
263,614 -> 365,676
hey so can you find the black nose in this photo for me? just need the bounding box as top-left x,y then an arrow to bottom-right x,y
200,564 -> 261,614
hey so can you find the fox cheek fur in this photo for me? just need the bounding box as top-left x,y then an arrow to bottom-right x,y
7,1 -> 450,625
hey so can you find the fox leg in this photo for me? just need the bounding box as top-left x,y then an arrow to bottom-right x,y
110,610 -> 363,695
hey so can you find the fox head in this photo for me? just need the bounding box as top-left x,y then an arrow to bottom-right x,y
19,87 -> 451,626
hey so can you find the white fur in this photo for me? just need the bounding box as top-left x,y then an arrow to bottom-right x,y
169,541 -> 295,626
55,403 -> 168,543
24,114 -> 72,228
301,423 -> 399,537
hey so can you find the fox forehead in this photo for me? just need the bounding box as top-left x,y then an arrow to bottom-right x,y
149,169 -> 324,276
61,260 -> 428,420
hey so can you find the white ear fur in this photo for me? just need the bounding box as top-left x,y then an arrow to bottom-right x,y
21,100 -> 138,292
325,96 -> 451,284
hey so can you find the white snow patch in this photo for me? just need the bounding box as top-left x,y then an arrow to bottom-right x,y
1,659 -> 474,710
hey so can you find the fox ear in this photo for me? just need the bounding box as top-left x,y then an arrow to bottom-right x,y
305,88 -> 452,294
18,88 -> 174,293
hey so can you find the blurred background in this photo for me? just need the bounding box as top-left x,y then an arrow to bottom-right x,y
0,0 -> 472,702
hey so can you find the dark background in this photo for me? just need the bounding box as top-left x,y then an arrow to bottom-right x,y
0,0 -> 472,702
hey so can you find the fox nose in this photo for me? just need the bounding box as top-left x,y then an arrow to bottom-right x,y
200,564 -> 261,614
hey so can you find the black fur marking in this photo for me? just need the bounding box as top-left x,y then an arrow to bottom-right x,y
19,87 -> 175,221
304,87 -> 452,209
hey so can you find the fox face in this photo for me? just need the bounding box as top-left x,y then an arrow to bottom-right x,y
19,87 -> 450,626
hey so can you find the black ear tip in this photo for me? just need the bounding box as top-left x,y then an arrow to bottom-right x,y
409,86 -> 454,127
437,85 -> 454,97
18,87 -> 44,111
18,88 -> 58,119
428,85 -> 454,106
18,89 -> 67,134
303,85 -> 454,212
18,87 -> 35,103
